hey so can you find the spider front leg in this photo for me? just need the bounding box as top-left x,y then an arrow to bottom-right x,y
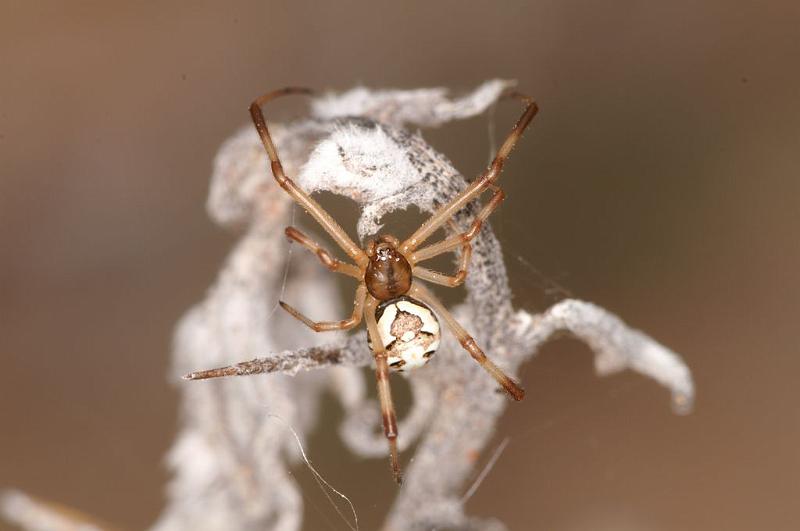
364,296 -> 403,484
250,88 -> 368,268
410,187 -> 505,286
285,226 -> 362,279
401,93 -> 537,253
280,284 -> 367,332
409,282 -> 525,401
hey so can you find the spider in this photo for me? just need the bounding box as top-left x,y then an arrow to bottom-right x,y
187,87 -> 538,484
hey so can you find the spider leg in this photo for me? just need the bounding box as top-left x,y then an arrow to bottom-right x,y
285,226 -> 362,279
409,186 -> 506,287
407,219 -> 471,287
410,187 -> 505,265
250,88 -> 368,267
409,282 -> 525,401
364,295 -> 403,484
409,185 -> 506,288
280,284 -> 367,332
412,264 -> 469,288
401,93 -> 537,253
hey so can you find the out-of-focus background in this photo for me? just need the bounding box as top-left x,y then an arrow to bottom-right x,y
2,1 -> 798,530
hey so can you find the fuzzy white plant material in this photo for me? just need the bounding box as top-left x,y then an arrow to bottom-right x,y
0,491 -> 106,531
2,80 -> 694,531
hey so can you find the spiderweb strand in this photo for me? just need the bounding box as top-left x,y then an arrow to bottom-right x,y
266,206 -> 296,323
265,414 -> 359,531
461,437 -> 511,503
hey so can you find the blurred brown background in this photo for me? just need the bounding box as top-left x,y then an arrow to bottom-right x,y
1,1 -> 798,530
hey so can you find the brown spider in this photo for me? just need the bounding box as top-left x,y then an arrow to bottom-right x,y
187,87 -> 538,483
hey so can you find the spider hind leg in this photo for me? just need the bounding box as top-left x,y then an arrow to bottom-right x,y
365,296 -> 404,484
410,282 -> 525,401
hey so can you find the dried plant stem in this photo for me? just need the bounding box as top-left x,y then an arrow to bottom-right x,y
1,81 -> 693,531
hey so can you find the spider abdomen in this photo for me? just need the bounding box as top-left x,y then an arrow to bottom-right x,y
371,296 -> 441,372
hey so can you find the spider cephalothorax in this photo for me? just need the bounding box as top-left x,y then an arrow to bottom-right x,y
188,86 -> 538,483
365,235 -> 412,300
